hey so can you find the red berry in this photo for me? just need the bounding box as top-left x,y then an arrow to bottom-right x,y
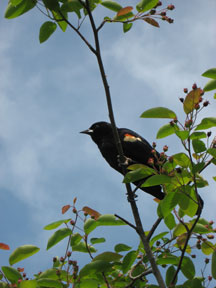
183,88 -> 188,93
203,100 -> 209,107
150,9 -> 156,15
147,158 -> 154,165
167,4 -> 175,10
67,251 -> 72,257
163,145 -> 168,152
195,103 -> 200,110
167,18 -> 174,23
192,83 -> 197,90
72,207 -> 77,214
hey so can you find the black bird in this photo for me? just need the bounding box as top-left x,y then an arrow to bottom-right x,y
81,121 -> 164,200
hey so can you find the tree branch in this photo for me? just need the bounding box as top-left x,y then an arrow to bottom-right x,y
84,2 -> 166,287
58,10 -> 97,55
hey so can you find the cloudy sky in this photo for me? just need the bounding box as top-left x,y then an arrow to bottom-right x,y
0,0 -> 216,280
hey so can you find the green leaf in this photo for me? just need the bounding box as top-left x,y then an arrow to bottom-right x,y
159,193 -> 179,218
39,21 -> 57,44
202,68 -> 216,79
190,131 -> 206,140
52,10 -> 68,32
10,0 -> 23,5
136,0 -> 158,13
150,232 -> 169,247
193,223 -> 209,234
37,279 -> 63,288
1,266 -> 22,283
72,241 -> 97,253
20,280 -> 37,288
173,223 -> 187,237
175,130 -> 189,141
97,214 -> 126,226
122,251 -> 137,273
166,266 -> 177,286
70,233 -> 82,246
164,213 -> 176,230
93,252 -> 122,262
181,256 -> 195,279
47,228 -> 72,250
183,278 -> 203,288
192,139 -> 206,153
195,117 -> 216,130
212,250 -> 216,279
204,79 -> 216,92
156,123 -> 176,139
140,107 -> 176,119
79,260 -> 112,278
101,0 -> 122,12
84,218 -> 98,234
177,188 -> 198,217
213,176 -> 216,181
5,0 -> 36,19
61,0 -> 83,18
115,243 -> 132,252
90,237 -> 106,244
84,214 -> 126,234
191,162 -> 205,174
173,153 -> 190,168
38,269 -> 59,280
123,166 -> 155,183
79,279 -> 99,288
42,0 -> 60,11
123,22 -> 133,33
157,254 -> 179,265
208,148 -> 216,158
201,241 -> 215,255
141,175 -> 172,187
44,219 -> 71,230
9,245 -> 40,265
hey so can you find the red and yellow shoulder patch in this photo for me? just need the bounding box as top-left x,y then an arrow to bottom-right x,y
124,133 -> 142,142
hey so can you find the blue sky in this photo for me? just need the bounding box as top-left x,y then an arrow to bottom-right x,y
0,0 -> 216,280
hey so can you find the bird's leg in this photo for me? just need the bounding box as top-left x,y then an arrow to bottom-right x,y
117,154 -> 134,167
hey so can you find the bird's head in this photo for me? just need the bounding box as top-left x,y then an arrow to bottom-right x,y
80,121 -> 113,144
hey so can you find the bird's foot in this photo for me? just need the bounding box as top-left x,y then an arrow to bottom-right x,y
117,155 -> 134,167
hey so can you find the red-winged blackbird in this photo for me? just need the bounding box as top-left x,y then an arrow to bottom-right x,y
81,121 -> 164,200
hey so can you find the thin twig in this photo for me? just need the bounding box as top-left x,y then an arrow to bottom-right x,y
147,218 -> 163,241
114,214 -> 137,230
58,10 -> 97,55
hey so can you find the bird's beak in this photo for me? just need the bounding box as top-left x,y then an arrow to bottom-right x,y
80,129 -> 93,135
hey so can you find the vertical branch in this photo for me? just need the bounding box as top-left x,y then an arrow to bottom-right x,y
85,2 -> 166,287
